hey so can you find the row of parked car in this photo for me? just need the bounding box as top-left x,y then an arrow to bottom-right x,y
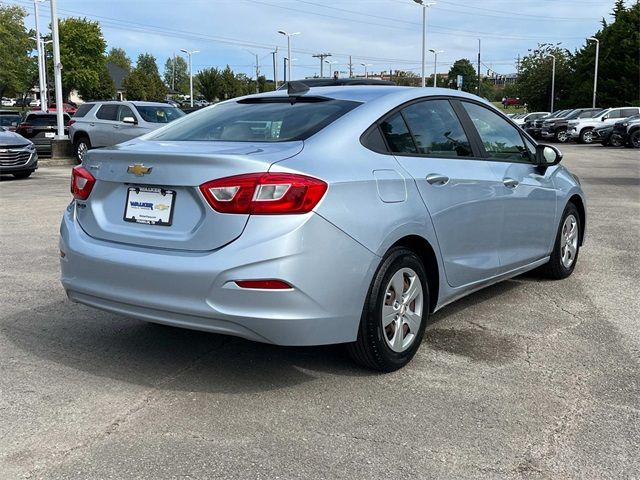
511,107 -> 640,148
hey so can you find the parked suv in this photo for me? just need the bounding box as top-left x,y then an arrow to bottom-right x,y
611,114 -> 640,148
512,111 -> 549,127
540,108 -> 602,143
567,107 -> 640,144
69,101 -> 186,161
15,111 -> 71,155
526,110 -> 572,139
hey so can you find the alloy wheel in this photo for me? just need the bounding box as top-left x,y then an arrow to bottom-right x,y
582,129 -> 595,144
556,129 -> 568,143
76,141 -> 88,162
382,267 -> 423,353
560,214 -> 579,269
631,131 -> 640,148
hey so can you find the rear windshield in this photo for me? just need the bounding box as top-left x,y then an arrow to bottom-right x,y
134,105 -> 185,123
0,115 -> 21,126
25,114 -> 70,126
147,97 -> 361,142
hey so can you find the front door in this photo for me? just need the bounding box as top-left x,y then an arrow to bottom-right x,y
382,99 -> 504,288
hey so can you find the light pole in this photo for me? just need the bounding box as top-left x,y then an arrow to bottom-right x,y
272,48 -> 278,89
360,63 -> 372,78
278,31 -> 300,82
428,49 -> 443,87
180,48 -> 199,107
33,0 -> 47,111
413,0 -> 436,88
547,54 -> 556,112
325,60 -> 338,79
588,37 -> 599,108
49,0 -> 65,138
40,39 -> 52,108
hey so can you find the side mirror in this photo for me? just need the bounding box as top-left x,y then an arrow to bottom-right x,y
537,144 -> 562,166
122,116 -> 137,125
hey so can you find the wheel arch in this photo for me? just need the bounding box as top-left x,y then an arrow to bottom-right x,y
390,235 -> 439,313
568,194 -> 586,246
72,130 -> 90,145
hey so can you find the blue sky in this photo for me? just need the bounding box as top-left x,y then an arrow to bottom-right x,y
10,0 -> 621,80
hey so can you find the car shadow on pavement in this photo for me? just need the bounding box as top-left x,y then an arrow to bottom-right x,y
2,276 -> 537,391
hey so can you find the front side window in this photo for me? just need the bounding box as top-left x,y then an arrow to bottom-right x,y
118,105 -> 135,122
96,104 -> 118,121
134,105 -> 185,124
148,98 -> 358,142
402,100 -> 472,157
462,102 -> 532,162
380,113 -> 417,154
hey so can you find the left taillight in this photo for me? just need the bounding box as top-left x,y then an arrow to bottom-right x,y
71,165 -> 95,200
199,173 -> 328,215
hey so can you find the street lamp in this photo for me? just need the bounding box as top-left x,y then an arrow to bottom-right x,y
546,54 -> 556,112
325,60 -> 338,78
360,63 -> 372,78
33,0 -> 47,112
413,0 -> 436,88
180,48 -> 199,107
587,37 -> 599,108
277,30 -> 300,82
428,49 -> 443,87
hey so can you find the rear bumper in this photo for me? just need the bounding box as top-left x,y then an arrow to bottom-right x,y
59,203 -> 379,346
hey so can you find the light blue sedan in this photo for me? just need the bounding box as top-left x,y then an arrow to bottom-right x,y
60,85 -> 585,371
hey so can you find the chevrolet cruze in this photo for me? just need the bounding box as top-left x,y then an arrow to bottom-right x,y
60,85 -> 586,371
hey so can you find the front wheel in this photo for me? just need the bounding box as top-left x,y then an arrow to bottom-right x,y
538,203 -> 581,279
348,247 -> 429,372
609,134 -> 624,148
74,136 -> 91,163
580,128 -> 596,144
555,129 -> 569,143
630,130 -> 640,149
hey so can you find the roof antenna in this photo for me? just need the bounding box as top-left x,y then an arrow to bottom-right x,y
287,81 -> 309,96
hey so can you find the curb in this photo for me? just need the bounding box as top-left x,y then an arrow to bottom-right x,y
38,157 -> 77,167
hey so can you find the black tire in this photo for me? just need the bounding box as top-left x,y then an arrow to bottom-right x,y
609,134 -> 624,148
579,128 -> 595,144
630,129 -> 640,149
74,135 -> 91,163
554,129 -> 569,143
538,203 -> 581,280
12,170 -> 33,179
348,247 -> 429,372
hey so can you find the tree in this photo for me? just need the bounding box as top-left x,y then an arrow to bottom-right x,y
393,70 -> 420,87
164,56 -> 189,95
568,1 -> 639,107
106,47 -> 132,72
517,44 -> 573,111
123,53 -> 166,101
58,17 -> 109,100
0,5 -> 35,99
195,67 -> 223,101
448,59 -> 478,94
81,63 -> 115,100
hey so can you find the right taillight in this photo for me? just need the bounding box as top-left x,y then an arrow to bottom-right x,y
199,173 -> 328,215
71,165 -> 95,200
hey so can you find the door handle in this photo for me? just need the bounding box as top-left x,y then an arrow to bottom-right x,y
503,178 -> 519,188
426,174 -> 450,186
89,123 -> 95,126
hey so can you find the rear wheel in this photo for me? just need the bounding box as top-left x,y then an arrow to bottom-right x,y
12,170 -> 33,179
555,129 -> 569,143
609,134 -> 624,148
630,130 -> 640,148
74,136 -> 91,163
348,247 -> 428,372
538,203 -> 580,279
580,128 -> 596,144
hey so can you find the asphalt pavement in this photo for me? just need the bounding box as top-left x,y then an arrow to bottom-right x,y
1,144 -> 638,479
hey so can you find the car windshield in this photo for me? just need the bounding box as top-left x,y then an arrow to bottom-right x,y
147,97 -> 361,142
134,105 -> 185,123
0,115 -> 21,126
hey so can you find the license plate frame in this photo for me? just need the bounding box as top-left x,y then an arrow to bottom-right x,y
44,132 -> 55,138
123,186 -> 176,226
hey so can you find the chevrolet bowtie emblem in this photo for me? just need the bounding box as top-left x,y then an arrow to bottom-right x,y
127,164 -> 152,176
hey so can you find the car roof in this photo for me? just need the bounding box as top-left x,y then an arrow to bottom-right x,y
239,85 -> 488,105
88,100 -> 174,107
25,111 -> 70,116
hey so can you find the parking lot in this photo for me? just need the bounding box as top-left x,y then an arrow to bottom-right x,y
0,143 -> 638,479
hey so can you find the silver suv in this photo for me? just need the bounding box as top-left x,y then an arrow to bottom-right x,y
69,101 -> 185,161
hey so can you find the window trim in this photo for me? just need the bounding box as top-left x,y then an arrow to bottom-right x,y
359,96 -> 487,160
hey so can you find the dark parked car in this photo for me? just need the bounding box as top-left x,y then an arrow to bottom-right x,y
540,108 -> 602,143
611,114 -> 640,148
15,111 -> 71,155
0,126 -> 38,179
525,110 -> 572,139
0,110 -> 23,132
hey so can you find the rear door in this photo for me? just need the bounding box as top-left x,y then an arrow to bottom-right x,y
384,98 -> 504,288
92,104 -> 119,146
459,101 -> 557,271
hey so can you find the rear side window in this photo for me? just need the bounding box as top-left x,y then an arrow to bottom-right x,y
622,108 -> 639,117
380,113 -> 417,154
401,100 -> 472,157
96,104 -> 118,120
462,102 -> 533,162
147,98 -> 360,142
73,103 -> 94,118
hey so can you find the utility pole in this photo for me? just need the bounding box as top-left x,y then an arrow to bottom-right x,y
588,37 -> 599,108
272,47 -> 278,89
254,53 -> 260,94
180,49 -> 199,107
312,53 -> 332,78
33,0 -> 46,112
348,56 -> 353,78
172,52 -> 176,92
477,38 -> 481,96
429,49 -> 443,87
50,0 -> 64,138
413,1 -> 436,88
547,54 -> 556,112
283,58 -> 287,83
515,54 -> 521,77
278,31 -> 300,82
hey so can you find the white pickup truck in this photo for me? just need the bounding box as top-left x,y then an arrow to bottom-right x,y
567,106 -> 640,144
